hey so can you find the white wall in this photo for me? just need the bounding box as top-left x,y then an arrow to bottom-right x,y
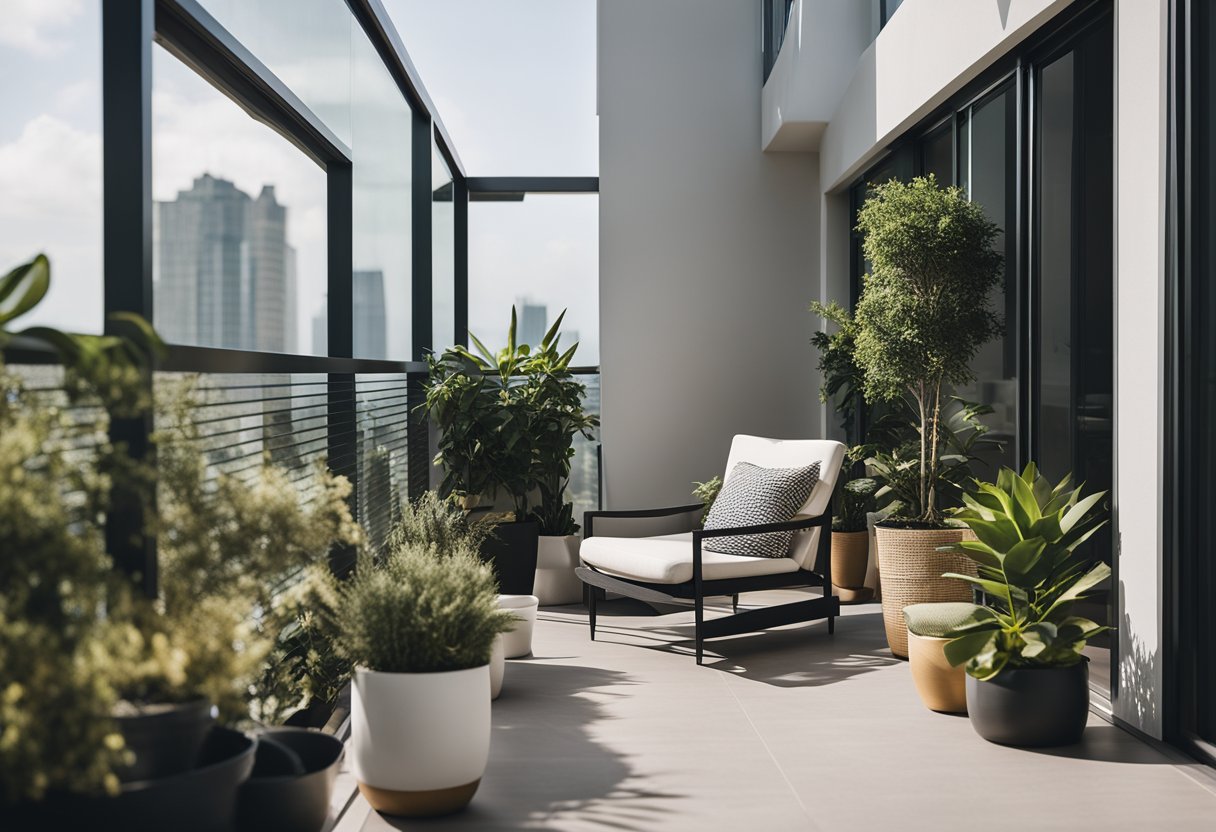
820,0 -> 1072,191
598,0 -> 820,509
1112,0 -> 1168,739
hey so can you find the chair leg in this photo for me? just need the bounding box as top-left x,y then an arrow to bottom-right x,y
694,591 -> 705,665
828,615 -> 835,634
731,593 -> 739,614
589,587 -> 598,641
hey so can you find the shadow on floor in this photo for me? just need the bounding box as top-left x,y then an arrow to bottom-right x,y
552,597 -> 900,689
1021,724 -> 1178,765
376,661 -> 679,831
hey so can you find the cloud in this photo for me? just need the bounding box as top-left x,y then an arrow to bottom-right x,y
0,0 -> 87,57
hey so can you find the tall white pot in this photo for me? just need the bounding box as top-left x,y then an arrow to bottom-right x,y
533,535 -> 583,605
350,666 -> 490,817
497,595 -> 539,658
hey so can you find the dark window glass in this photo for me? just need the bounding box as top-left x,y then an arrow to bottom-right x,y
920,121 -> 954,185
1033,17 -> 1114,694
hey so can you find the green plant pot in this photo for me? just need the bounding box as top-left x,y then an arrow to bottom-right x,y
966,661 -> 1090,747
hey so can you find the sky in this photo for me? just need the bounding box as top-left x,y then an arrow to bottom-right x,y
0,0 -> 599,361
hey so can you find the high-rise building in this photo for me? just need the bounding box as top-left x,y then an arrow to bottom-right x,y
155,174 -> 294,352
517,300 -> 547,348
309,272 -> 388,359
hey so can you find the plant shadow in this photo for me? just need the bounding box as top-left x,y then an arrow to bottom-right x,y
375,662 -> 680,830
1019,723 -> 1177,765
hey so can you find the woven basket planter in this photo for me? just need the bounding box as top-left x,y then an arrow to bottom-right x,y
874,526 -> 977,658
831,531 -> 870,591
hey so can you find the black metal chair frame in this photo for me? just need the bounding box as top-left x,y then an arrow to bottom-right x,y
576,504 -> 839,664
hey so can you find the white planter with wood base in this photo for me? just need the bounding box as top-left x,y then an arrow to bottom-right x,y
534,535 -> 583,605
350,666 -> 490,818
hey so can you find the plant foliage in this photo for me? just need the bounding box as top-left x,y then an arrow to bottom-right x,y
423,307 -> 598,535
692,475 -> 723,525
834,476 -> 877,533
853,176 -> 1004,524
332,541 -> 515,675
939,464 -> 1110,680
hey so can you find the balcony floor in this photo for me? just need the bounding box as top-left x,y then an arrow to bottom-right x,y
332,592 -> 1216,831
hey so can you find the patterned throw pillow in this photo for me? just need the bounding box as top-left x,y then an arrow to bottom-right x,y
702,461 -> 821,558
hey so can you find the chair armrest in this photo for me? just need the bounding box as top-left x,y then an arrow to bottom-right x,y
690,512 -> 831,585
584,504 -> 704,539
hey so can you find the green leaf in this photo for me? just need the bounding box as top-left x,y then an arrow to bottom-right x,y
0,254 -> 50,325
944,628 -> 997,668
964,516 -> 1022,552
942,572 -> 1027,606
1002,537 -> 1046,583
1059,490 -> 1105,534
952,539 -> 1002,569
1009,471 -> 1042,525
1043,561 -> 1111,618
541,309 -> 566,349
467,333 -> 496,366
1021,621 -> 1058,658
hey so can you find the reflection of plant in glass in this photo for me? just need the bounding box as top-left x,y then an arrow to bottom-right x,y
939,465 -> 1110,680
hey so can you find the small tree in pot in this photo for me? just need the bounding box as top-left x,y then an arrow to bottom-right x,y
939,464 -> 1109,747
850,175 -> 1004,657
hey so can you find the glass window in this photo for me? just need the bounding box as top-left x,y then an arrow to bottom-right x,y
195,0 -> 353,145
920,122 -> 954,185
350,27 -> 412,360
0,0 -> 103,334
956,83 -> 1017,475
432,140 -> 455,354
469,194 -> 598,365
152,45 -> 328,354
386,0 -> 597,176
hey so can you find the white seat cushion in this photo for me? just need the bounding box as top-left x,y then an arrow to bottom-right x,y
580,532 -> 801,585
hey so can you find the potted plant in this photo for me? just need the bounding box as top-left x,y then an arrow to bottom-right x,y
938,464 -> 1109,747
831,473 -> 877,601
841,176 -> 1005,657
332,540 -> 514,817
423,308 -> 541,594
520,312 -> 599,605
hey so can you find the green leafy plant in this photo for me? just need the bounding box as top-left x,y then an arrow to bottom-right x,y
865,398 -> 999,523
938,464 -> 1110,680
808,300 -> 864,439
423,307 -> 597,535
834,477 -> 877,533
0,370 -> 129,804
111,378 -> 361,723
1,255 -> 163,416
852,176 -> 1004,525
332,542 -> 515,675
692,476 -> 722,525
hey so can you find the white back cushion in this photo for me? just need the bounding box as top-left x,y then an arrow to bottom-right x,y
722,436 -> 846,569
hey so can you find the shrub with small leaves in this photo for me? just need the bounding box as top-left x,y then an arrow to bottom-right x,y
334,542 -> 515,675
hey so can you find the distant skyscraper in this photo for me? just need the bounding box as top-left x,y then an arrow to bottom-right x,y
354,270 -> 388,358
312,302 -> 328,356
155,174 -> 295,353
517,300 -> 547,348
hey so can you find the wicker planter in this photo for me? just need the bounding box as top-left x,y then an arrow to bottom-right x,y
874,526 -> 977,658
830,530 -> 870,592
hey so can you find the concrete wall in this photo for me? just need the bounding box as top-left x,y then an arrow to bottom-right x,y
1112,0 -> 1168,739
598,0 -> 820,509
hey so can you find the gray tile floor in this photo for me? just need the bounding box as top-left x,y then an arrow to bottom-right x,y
331,592 -> 1216,831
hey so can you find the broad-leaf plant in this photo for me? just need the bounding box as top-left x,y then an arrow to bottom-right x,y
938,464 -> 1111,680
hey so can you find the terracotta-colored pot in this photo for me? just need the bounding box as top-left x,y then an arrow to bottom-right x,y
831,530 -> 870,591
908,631 -> 967,713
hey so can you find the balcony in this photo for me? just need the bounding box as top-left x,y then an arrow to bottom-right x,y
4,0 -> 1216,830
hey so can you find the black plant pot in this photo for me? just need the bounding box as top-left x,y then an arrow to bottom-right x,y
966,661 -> 1090,747
237,728 -> 344,832
12,726 -> 255,832
114,698 -> 216,782
477,517 -> 540,595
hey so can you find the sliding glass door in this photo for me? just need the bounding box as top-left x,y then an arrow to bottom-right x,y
1032,13 -> 1115,695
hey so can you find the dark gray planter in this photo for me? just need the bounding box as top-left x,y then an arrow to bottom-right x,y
114,698 -> 216,782
237,728 -> 345,832
474,516 -> 540,595
966,661 -> 1090,747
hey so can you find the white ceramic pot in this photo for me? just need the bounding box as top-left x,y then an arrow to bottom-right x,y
490,636 -> 505,700
497,594 -> 539,658
534,535 -> 583,605
350,666 -> 490,817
